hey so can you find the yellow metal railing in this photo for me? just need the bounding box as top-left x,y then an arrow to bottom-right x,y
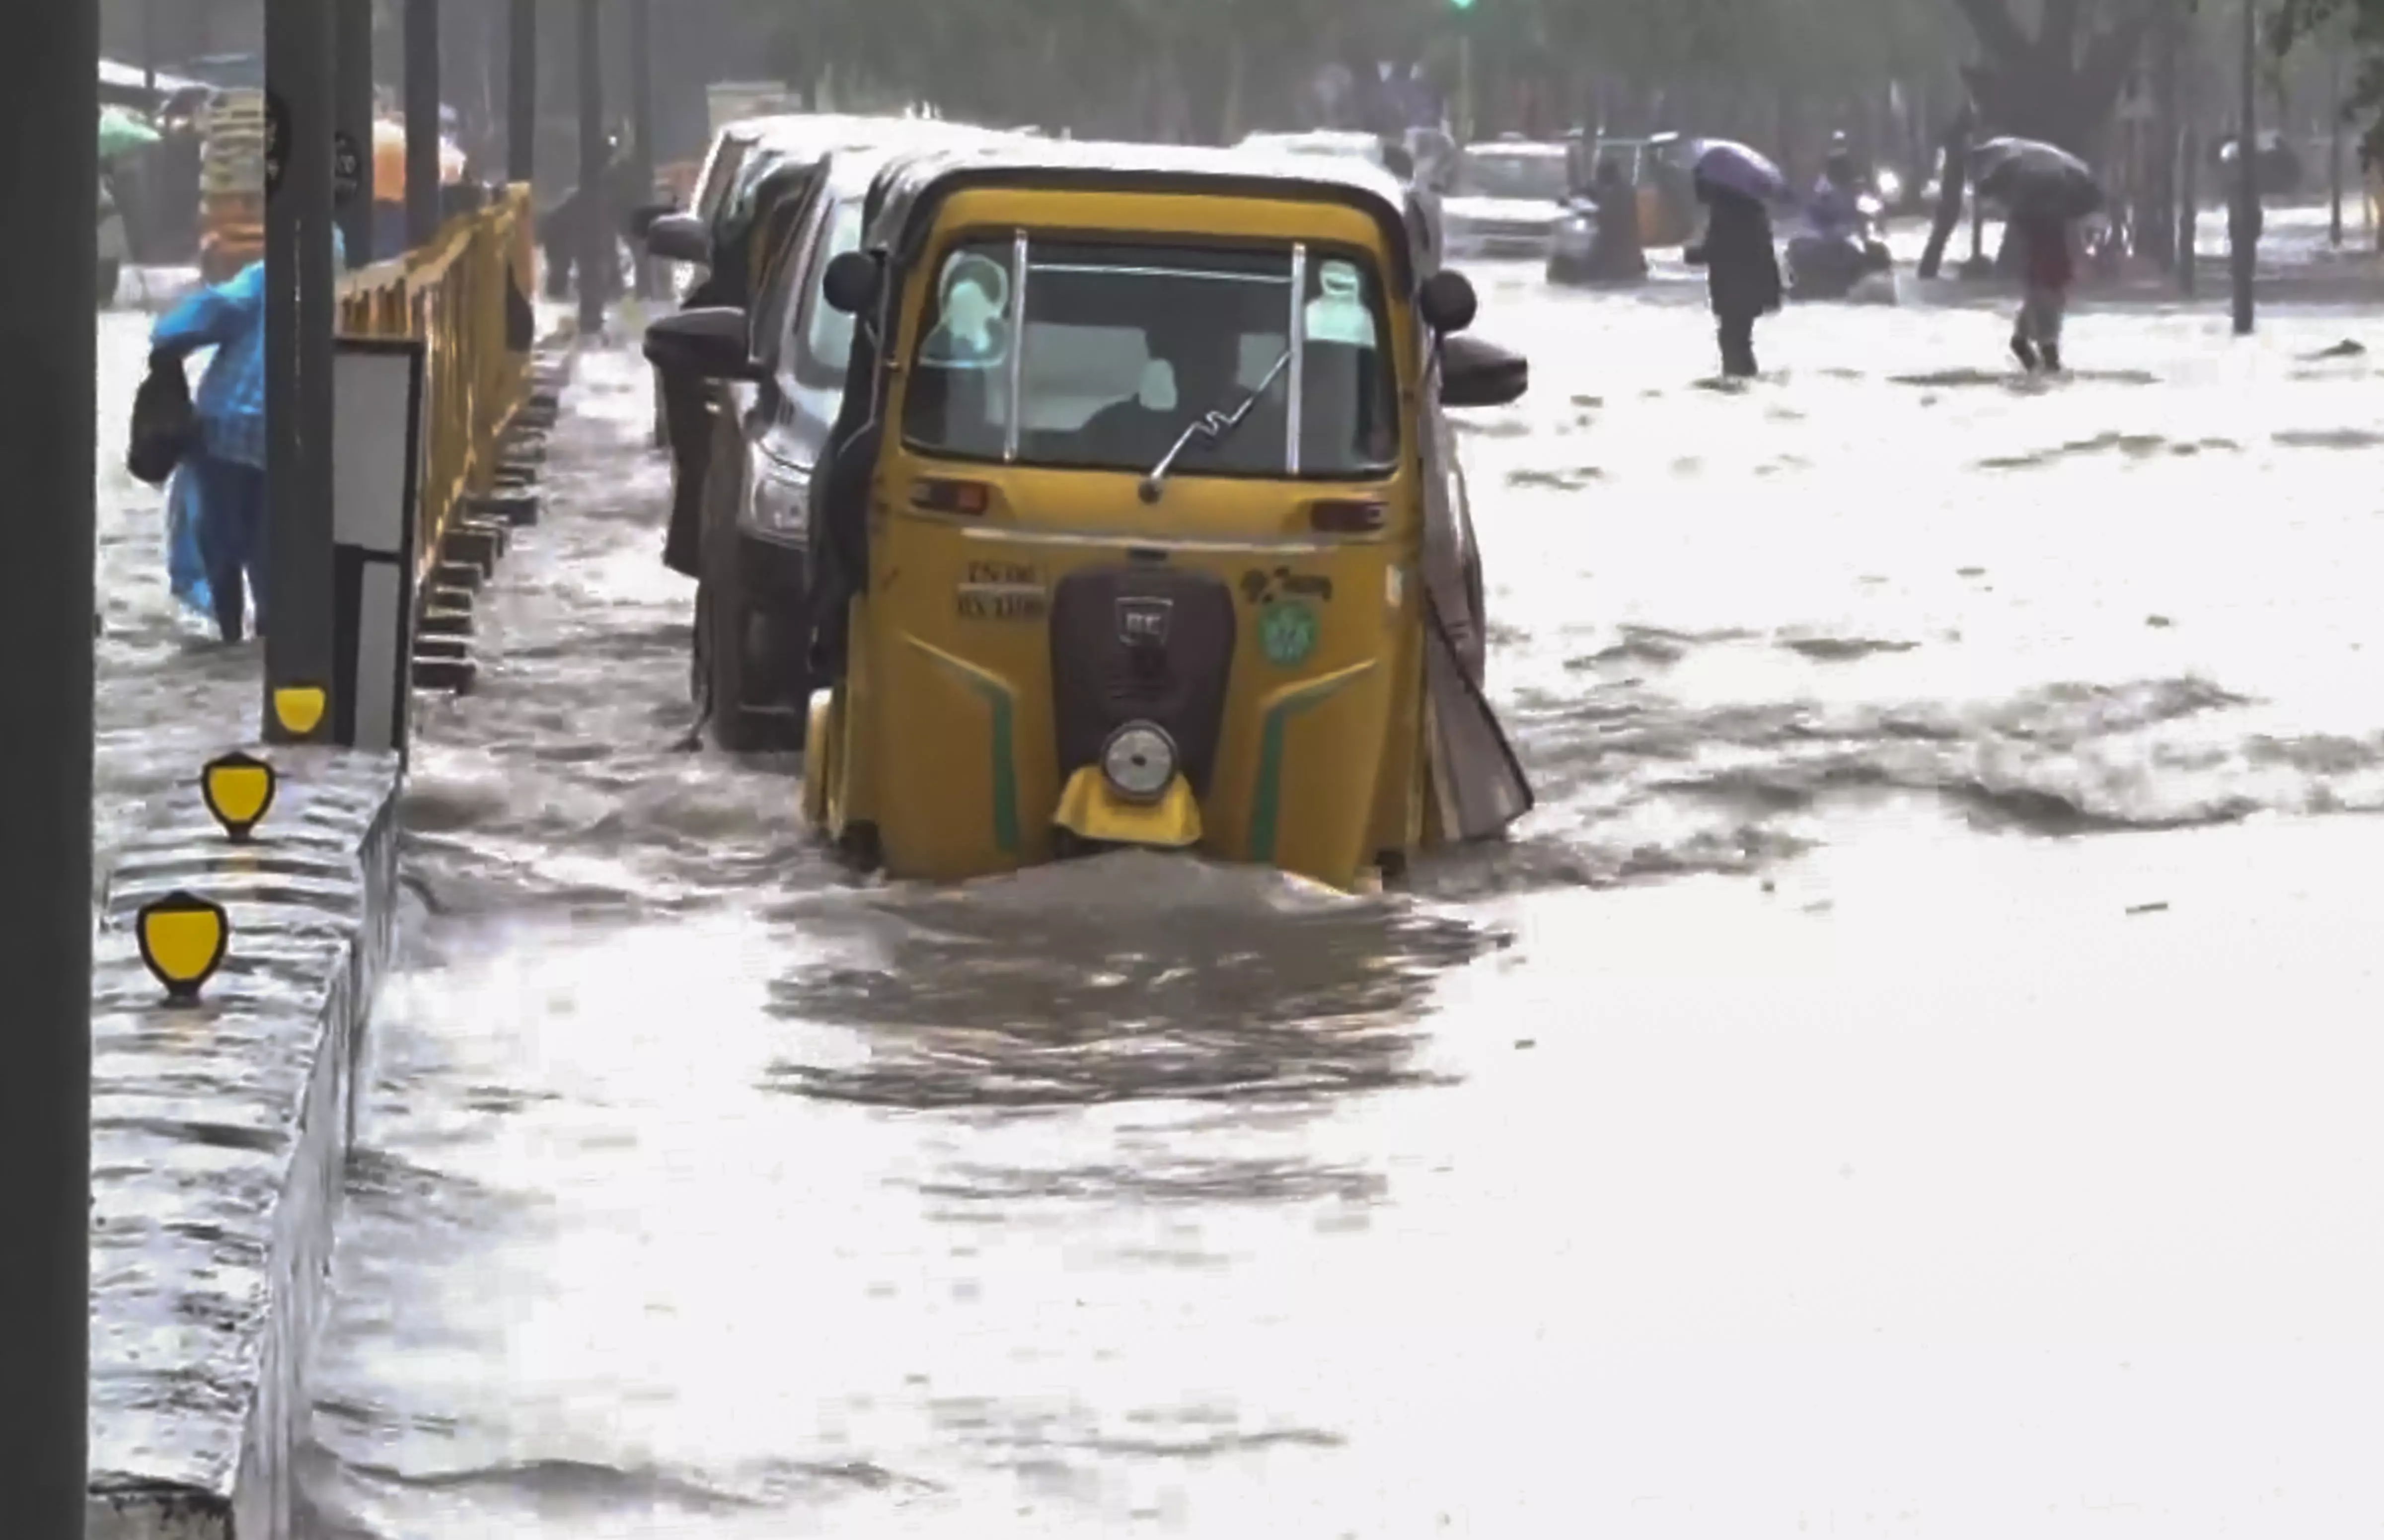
337,185 -> 537,587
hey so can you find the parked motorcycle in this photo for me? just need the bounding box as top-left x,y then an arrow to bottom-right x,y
1785,191 -> 1894,302
1544,200 -> 1649,286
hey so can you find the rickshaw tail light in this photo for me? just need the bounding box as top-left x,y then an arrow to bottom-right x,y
911,478 -> 991,515
1306,499 -> 1386,533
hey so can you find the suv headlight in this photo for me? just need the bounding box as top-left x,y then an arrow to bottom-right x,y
744,462 -> 809,541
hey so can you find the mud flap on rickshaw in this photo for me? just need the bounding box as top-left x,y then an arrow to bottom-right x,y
1422,597 -> 1535,843
1052,768 -> 1203,853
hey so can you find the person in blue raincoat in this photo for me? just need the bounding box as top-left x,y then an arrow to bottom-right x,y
164,459 -> 214,623
150,228 -> 346,642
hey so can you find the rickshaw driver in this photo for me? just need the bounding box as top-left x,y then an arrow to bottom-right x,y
1076,307 -> 1261,470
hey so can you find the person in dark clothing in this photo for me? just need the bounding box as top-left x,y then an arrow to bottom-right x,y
539,132 -> 646,301
2009,206 -> 2075,374
1587,158 -> 1647,279
1684,184 -> 1782,377
655,195 -> 769,578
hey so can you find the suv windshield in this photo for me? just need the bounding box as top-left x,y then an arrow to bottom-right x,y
790,199 -> 866,388
899,236 -> 1399,479
1453,150 -> 1570,202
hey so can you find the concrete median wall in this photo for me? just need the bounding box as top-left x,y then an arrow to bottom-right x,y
86,748 -> 402,1540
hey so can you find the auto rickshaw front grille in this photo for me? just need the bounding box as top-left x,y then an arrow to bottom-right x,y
1048,566 -> 1237,800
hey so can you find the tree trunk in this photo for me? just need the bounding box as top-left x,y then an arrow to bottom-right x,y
2141,1 -> 2180,270
1950,0 -> 2164,159
1918,107 -> 1972,279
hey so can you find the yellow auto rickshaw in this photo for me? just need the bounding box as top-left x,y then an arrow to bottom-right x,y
645,140 -> 1536,890
1591,133 -> 1700,248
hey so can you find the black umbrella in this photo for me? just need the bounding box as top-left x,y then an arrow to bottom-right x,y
1971,136 -> 2102,218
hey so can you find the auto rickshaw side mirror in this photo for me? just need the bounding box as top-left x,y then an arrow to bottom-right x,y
642,307 -> 768,382
643,211 -> 712,265
1439,333 -> 1529,411
822,250 -> 882,317
1418,269 -> 1478,336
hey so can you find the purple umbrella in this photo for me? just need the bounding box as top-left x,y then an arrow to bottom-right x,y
1692,139 -> 1788,205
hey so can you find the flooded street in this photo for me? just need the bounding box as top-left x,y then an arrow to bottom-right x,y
94,263 -> 2382,1536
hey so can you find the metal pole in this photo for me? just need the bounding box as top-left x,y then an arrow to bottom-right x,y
143,0 -> 157,94
405,0 -> 442,250
577,0 -> 608,335
0,2 -> 95,1532
509,0 -> 537,186
630,0 -> 656,300
2329,43 -> 2345,247
1457,32 -> 1474,145
2232,0 -> 2256,333
265,0 -> 339,742
336,0 -> 375,264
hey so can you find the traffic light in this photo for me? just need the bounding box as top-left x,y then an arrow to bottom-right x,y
1450,0 -> 1476,10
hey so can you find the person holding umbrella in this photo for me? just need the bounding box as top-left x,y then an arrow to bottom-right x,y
1971,137 -> 2101,375
2009,204 -> 2076,373
1684,140 -> 1787,378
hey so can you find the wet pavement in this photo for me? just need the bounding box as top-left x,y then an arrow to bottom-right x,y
92,249 -> 2384,1535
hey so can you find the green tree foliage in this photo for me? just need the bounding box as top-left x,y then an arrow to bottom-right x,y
1939,0 -> 2173,152
740,0 -> 1971,148
2274,0 -> 2384,160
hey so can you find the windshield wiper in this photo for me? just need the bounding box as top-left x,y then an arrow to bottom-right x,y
1137,347 -> 1294,505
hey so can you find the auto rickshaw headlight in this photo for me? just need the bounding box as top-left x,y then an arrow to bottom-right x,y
1100,722 -> 1177,803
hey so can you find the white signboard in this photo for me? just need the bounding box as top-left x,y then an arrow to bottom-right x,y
330,336 -> 426,756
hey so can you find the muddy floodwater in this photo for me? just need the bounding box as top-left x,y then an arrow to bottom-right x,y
91,247 -> 2384,1536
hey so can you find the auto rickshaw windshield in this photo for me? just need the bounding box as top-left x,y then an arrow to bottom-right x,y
898,235 -> 1402,480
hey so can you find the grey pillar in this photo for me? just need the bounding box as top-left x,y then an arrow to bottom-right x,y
630,0 -> 656,299
2329,45 -> 2345,248
509,0 -> 536,186
2231,0 -> 2256,333
406,0 -> 442,250
577,0 -> 607,334
0,2 -> 95,1530
265,0 -> 340,740
336,0 -> 375,263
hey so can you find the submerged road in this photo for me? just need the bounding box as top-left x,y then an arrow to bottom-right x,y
87,260 -> 2384,1536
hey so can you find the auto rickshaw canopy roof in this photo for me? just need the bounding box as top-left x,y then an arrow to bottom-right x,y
861,139 -> 1432,293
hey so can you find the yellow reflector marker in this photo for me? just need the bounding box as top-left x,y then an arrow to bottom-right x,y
200,750 -> 277,842
135,890 -> 231,1006
271,684 -> 326,737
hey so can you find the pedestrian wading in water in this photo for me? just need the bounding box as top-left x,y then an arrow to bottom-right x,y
2010,207 -> 2075,374
148,229 -> 346,642
1685,183 -> 1782,378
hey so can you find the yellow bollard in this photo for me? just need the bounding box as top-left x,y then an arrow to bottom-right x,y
135,890 -> 231,1006
200,751 -> 278,842
271,684 -> 327,737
